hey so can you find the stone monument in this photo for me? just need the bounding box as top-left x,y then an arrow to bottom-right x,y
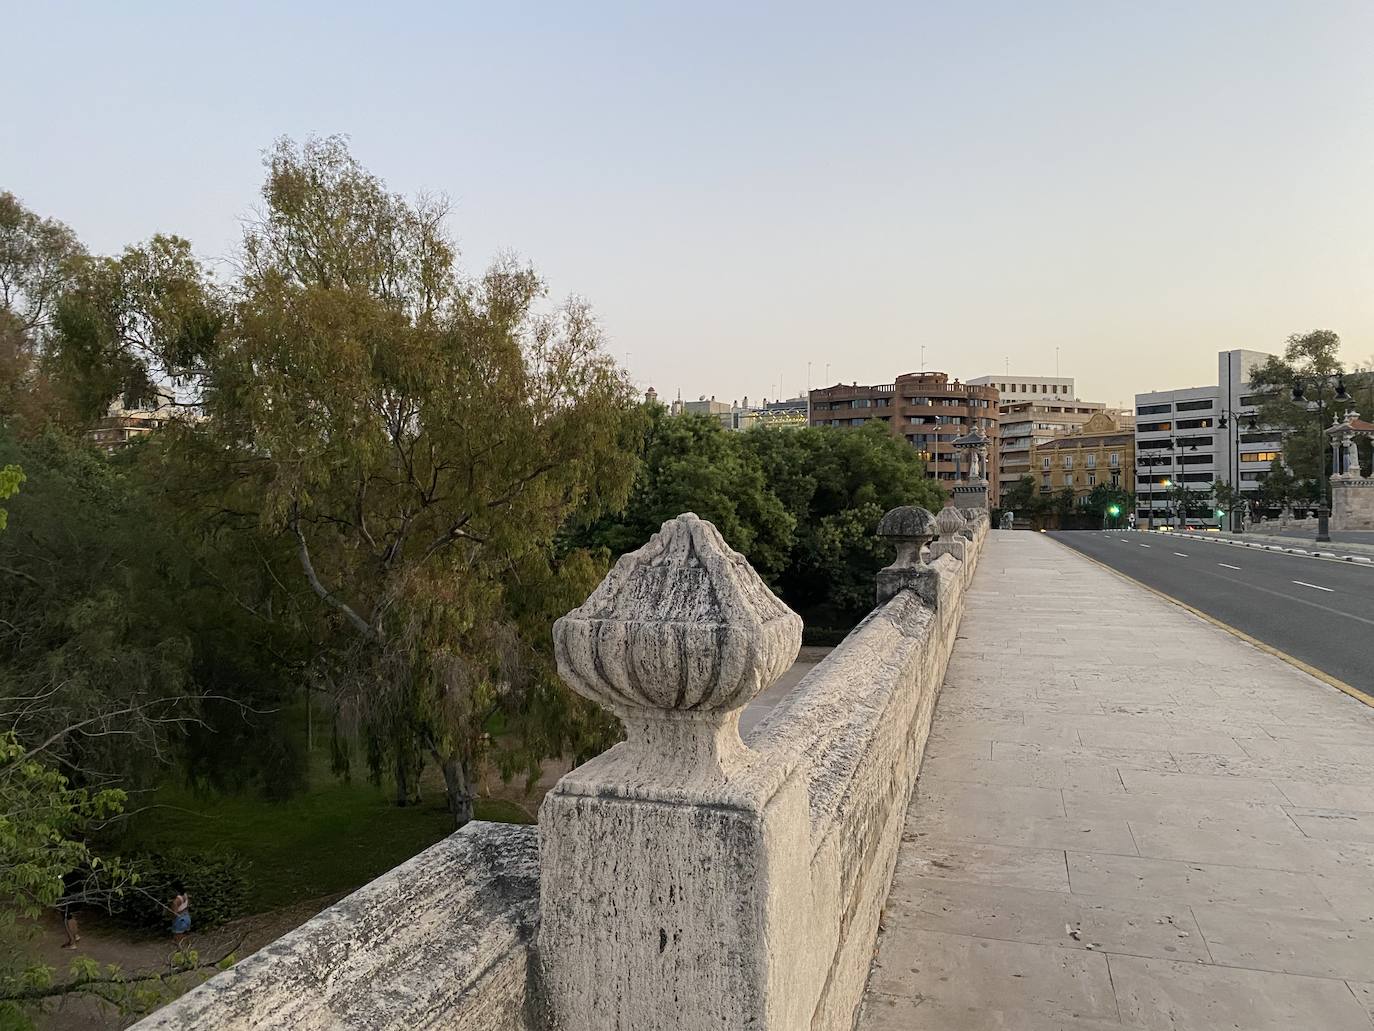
1326,412 -> 1374,531
950,428 -> 991,510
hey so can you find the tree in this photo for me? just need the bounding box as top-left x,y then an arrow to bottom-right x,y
175,137 -> 643,826
1164,479 -> 1201,527
0,192 -> 86,433
1210,481 -> 1244,526
572,407 -> 793,580
1082,482 -> 1133,525
0,191 -> 85,339
576,418 -> 945,635
48,234 -> 221,425
744,423 -> 943,625
1247,331 -> 1361,487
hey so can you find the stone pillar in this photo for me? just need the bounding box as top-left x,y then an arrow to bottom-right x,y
1331,477 -> 1374,531
538,514 -> 812,1031
875,506 -> 939,605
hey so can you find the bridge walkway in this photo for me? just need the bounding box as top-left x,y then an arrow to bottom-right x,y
859,530 -> 1374,1031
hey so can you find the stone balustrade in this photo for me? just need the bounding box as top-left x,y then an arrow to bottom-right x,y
134,505 -> 987,1031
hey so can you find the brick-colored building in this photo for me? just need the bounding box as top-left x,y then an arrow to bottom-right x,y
1031,412 -> 1134,500
808,372 -> 1000,500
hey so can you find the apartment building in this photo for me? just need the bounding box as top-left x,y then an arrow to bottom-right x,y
968,374 -> 1075,403
1033,412 -> 1134,499
997,399 -> 1111,496
809,372 -> 1000,500
86,386 -> 179,452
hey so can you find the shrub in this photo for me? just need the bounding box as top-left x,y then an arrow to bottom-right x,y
107,849 -> 250,931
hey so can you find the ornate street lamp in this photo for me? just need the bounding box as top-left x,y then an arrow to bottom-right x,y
1215,410 -> 1262,532
1290,376 -> 1350,543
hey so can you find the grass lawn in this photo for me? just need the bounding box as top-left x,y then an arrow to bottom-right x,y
115,770 -> 533,914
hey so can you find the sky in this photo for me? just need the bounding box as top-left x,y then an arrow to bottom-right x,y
4,2 -> 1373,408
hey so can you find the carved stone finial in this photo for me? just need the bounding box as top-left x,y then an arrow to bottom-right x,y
553,513 -> 801,778
875,506 -> 939,605
936,506 -> 968,538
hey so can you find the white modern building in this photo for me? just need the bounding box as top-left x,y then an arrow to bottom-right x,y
1134,349 -> 1274,527
968,374 -> 1075,403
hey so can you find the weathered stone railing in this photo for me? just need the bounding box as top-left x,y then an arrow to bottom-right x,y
135,505 -> 987,1031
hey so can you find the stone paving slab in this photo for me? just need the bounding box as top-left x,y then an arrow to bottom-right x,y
859,530 -> 1374,1031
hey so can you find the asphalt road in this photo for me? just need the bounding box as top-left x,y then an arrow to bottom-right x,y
1048,529 -> 1374,700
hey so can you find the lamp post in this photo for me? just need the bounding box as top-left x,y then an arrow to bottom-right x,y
1291,375 -> 1350,543
1142,440 -> 1175,529
1216,408 -> 1260,533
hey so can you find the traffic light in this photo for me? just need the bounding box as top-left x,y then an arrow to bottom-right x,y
1107,505 -> 1120,517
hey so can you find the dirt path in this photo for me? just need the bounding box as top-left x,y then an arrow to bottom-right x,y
31,895 -> 342,1030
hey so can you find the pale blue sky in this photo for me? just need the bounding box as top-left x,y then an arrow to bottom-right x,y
5,2 -> 1372,406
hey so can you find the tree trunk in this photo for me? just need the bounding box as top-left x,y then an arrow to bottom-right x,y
394,754 -> 410,807
439,754 -> 475,829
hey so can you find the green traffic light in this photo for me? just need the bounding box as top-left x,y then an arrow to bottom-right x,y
1107,505 -> 1120,516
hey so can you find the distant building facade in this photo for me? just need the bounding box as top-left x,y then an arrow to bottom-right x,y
809,372 -> 1000,500
1033,412 -> 1135,501
661,392 -> 809,431
968,374 -> 1075,403
998,399 -> 1113,496
1134,349 -> 1274,527
87,386 -> 178,452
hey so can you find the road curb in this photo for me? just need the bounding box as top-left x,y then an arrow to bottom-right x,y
1132,529 -> 1374,567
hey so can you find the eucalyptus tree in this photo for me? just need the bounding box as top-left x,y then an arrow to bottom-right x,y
193,138 -> 642,824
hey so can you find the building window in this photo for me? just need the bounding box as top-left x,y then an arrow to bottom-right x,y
1241,451 -> 1281,463
1137,421 -> 1172,432
1086,454 -> 1097,469
1042,457 -> 1051,469
1109,452 -> 1119,467
1063,456 -> 1074,470
1087,471 -> 1096,486
1137,404 -> 1171,416
1110,472 -> 1120,487
1175,399 -> 1214,412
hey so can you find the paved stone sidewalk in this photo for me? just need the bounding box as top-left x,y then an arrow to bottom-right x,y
859,530 -> 1374,1031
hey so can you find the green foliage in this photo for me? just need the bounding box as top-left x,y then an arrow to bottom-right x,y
152,136 -> 646,827
105,849 -> 249,931
0,428 -> 201,791
999,474 -> 1040,516
116,766 -> 530,913
575,415 -> 944,635
744,422 -> 944,627
48,233 -> 221,424
0,732 -> 128,926
1081,483 -> 1133,523
571,407 -> 794,578
1247,331 -> 1370,488
0,462 -> 20,530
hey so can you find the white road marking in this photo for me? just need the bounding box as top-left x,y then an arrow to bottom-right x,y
1173,552 -> 1188,558
1139,544 -> 1151,548
1218,563 -> 1242,570
1292,580 -> 1334,593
